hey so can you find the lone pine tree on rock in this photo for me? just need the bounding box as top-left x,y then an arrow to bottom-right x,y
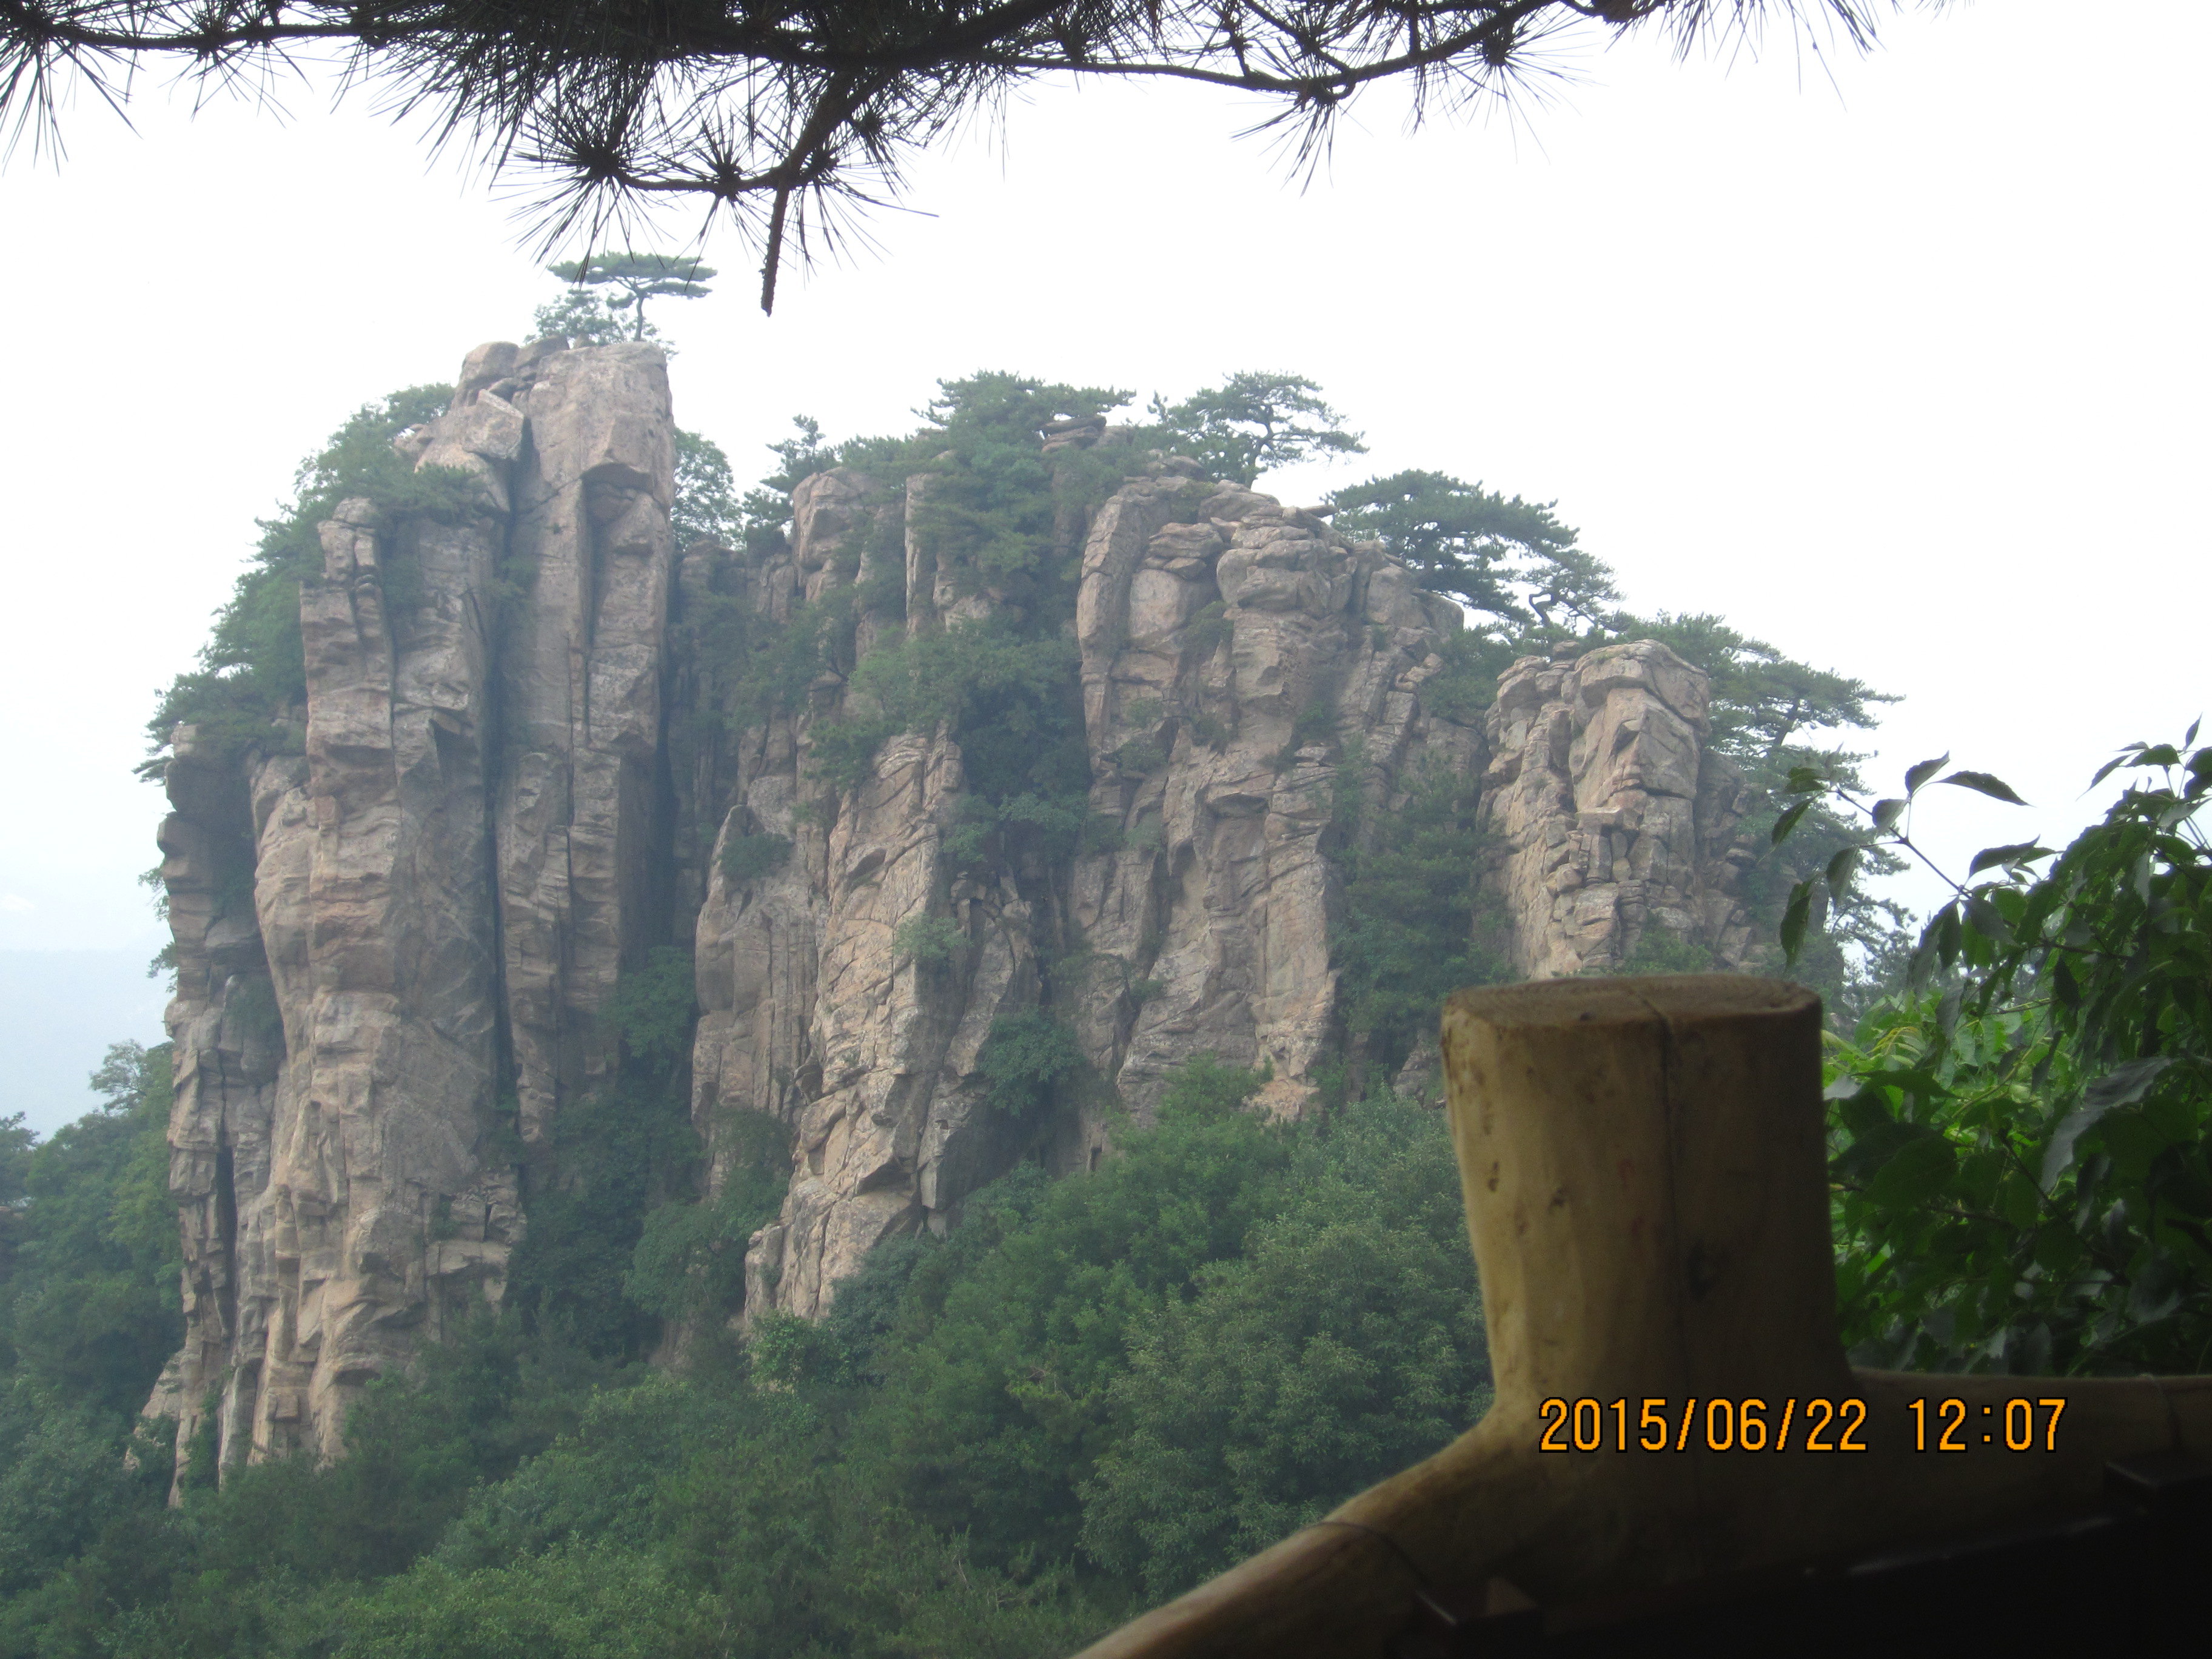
538,252 -> 717,346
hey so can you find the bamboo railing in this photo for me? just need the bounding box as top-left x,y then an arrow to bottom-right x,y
1076,977 -> 2212,1658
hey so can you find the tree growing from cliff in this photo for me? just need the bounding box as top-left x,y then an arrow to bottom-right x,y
1325,469 -> 1615,632
0,4 -> 1925,310
672,429 -> 742,547
142,384 -> 459,774
1148,374 -> 1366,488
536,253 -> 717,345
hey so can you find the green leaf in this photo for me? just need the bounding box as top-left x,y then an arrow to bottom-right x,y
1936,987 -> 1962,1038
1905,927 -> 1941,991
1771,800 -> 1812,845
1939,771 -> 2028,806
1871,797 -> 1907,834
1998,1173 -> 2042,1230
2090,746 -> 2147,789
1967,842 -> 2056,876
1825,845 -> 1862,891
1779,881 -> 1814,965
2051,956 -> 2080,1011
1934,903 -> 1963,968
1866,1134 -> 1959,1212
1784,766 -> 1827,796
1962,893 -> 2014,947
2082,1056 -> 2175,1113
2128,1252 -> 2186,1325
2040,1060 -> 2173,1185
1903,754 -> 1951,796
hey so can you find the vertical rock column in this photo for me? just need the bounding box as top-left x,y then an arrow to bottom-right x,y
151,731 -> 284,1475
254,487 -> 517,1461
495,344 -> 676,1152
696,466 -> 1048,1321
1479,642 -> 1760,978
164,427 -> 525,1472
152,339 -> 678,1480
1067,475 -> 1484,1125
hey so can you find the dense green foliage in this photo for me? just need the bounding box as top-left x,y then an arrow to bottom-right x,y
673,428 -> 743,548
143,388 -> 463,774
508,950 -> 722,1360
0,1044 -> 178,1421
0,1059 -> 1487,1655
975,1011 -> 1090,1120
718,831 -> 793,885
683,373 -> 1130,839
1786,737 -> 2212,1374
1332,763 -> 1504,1074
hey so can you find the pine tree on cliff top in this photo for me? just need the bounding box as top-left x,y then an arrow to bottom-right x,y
542,253 -> 717,343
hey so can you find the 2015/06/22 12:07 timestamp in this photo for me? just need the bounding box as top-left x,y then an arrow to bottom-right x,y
1535,1398 -> 2070,1454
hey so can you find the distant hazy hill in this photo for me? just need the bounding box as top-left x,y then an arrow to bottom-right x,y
0,951 -> 169,1136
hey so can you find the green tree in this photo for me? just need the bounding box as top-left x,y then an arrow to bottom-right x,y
541,253 -> 716,343
0,1042 -> 181,1420
1326,470 -> 1614,632
1079,1090 -> 1489,1598
976,1011 -> 1090,1120
141,386 -> 463,775
671,429 -> 742,548
1333,765 -> 1505,1074
531,286 -> 655,351
845,1057 -> 1289,1566
1149,373 -> 1365,487
509,951 -> 703,1358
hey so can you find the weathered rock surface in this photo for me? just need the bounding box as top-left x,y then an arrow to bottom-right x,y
153,346 -> 1769,1459
1479,642 -> 1763,979
153,341 -> 674,1481
1062,481 -> 1481,1128
686,466 -> 1044,1321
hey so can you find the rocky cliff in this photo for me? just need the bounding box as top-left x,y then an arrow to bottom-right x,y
147,341 -> 1764,1475
148,341 -> 675,1476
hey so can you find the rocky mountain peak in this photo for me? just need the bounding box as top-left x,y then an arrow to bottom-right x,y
147,343 -> 1764,1479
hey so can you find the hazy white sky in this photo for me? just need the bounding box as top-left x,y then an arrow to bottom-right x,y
1,0 -> 2204,972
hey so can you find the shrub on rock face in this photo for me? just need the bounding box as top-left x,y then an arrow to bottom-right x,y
976,1012 -> 1088,1119
602,949 -> 697,1074
891,914 -> 966,970
717,831 -> 793,886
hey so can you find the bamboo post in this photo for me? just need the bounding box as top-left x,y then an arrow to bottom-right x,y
1076,976 -> 2212,1659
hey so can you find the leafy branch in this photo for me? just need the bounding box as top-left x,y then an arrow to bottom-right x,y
1773,748 -> 2043,979
1791,729 -> 2212,1375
